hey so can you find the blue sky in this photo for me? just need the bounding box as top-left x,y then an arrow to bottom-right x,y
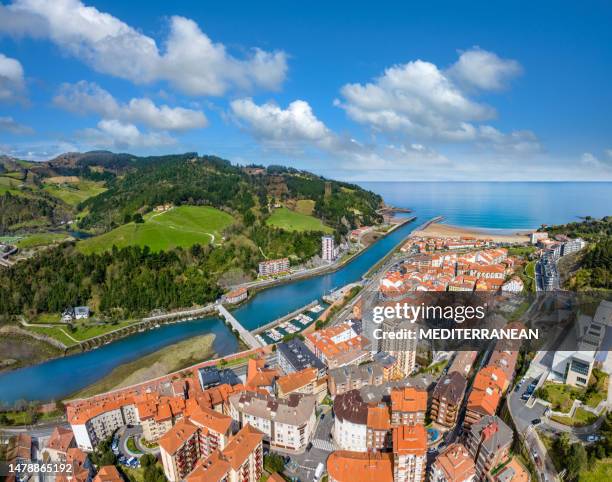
0,0 -> 611,181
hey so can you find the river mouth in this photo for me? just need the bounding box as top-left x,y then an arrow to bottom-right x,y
0,217 -> 419,404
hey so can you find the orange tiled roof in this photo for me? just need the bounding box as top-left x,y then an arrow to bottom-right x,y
434,443 -> 476,482
188,406 -> 232,435
390,386 -> 427,413
276,367 -> 317,394
392,424 -> 427,455
367,405 -> 391,431
158,418 -> 199,455
221,424 -> 263,470
327,450 -> 393,482
93,465 -> 122,482
46,427 -> 74,453
186,451 -> 231,482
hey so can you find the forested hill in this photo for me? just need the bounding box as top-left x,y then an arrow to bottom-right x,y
46,152 -> 382,234
0,151 -> 384,319
541,217 -> 611,290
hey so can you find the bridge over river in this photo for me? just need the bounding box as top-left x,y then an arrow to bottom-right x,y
217,304 -> 263,349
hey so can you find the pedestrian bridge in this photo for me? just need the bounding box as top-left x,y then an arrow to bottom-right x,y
217,304 -> 263,349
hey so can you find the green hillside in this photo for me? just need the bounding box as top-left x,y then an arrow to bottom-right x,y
43,179 -> 107,206
266,207 -> 333,233
78,206 -> 234,254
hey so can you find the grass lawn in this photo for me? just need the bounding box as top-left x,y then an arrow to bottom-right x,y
43,179 -> 107,206
507,246 -> 537,257
0,175 -> 23,194
126,436 -> 142,454
537,382 -> 583,412
69,319 -> 137,341
28,326 -> 78,347
266,207 -> 332,233
122,467 -> 145,482
551,407 -> 598,427
295,199 -> 315,215
78,205 -> 234,254
16,232 -> 73,249
580,458 -> 612,481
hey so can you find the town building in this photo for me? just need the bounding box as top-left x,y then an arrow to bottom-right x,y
529,232 -> 548,245
305,321 -> 371,368
69,395 -> 138,451
93,465 -> 123,482
328,362 -> 384,397
276,338 -> 326,375
431,443 -> 476,482
159,406 -> 233,482
55,447 -> 94,482
258,257 -> 290,277
275,367 -> 328,402
327,450 -> 394,482
390,386 -> 427,426
228,392 -> 316,453
322,235 -> 337,262
223,287 -> 248,304
392,424 -> 427,482
431,372 -> 467,428
501,277 -> 524,293
75,306 -> 90,319
464,366 -> 507,429
465,416 -> 513,479
43,426 -> 76,462
184,424 -> 264,482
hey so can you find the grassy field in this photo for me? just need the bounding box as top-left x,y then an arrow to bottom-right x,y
43,179 -> 107,206
16,232 -> 73,249
69,334 -> 216,399
295,199 -> 315,215
580,458 -> 612,481
28,325 -> 78,347
266,207 -> 332,233
0,175 -> 23,194
78,205 -> 234,254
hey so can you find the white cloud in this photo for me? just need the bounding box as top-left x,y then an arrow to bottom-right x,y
606,149 -> 612,160
53,81 -> 207,131
0,52 -> 26,102
79,119 -> 176,149
0,116 -> 33,134
0,0 -> 287,96
230,97 -> 449,171
230,98 -> 330,144
336,51 -> 538,153
448,47 -> 522,91
581,152 -> 611,170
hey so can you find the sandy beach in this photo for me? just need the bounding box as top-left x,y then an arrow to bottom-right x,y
412,222 -> 530,244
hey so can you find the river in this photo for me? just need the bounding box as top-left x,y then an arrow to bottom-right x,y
1,181 -> 610,404
0,215 -> 418,404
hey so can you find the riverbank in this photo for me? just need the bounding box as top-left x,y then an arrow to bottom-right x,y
412,222 -> 530,243
69,334 -> 216,399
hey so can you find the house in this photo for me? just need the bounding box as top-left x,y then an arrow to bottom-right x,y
43,426 -> 76,462
431,443 -> 476,482
93,465 -> 122,482
75,306 -> 90,320
328,451 -> 394,482
431,372 -> 467,428
224,288 -> 248,304
465,416 -> 513,479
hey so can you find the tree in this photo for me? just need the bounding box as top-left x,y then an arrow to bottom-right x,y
264,453 -> 284,473
133,213 -> 144,224
566,443 -> 587,480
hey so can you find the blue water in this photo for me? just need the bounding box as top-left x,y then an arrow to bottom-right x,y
360,182 -> 612,230
0,182 -> 610,404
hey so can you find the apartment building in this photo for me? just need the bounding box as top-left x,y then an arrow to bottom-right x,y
322,235 -> 336,262
464,366 -> 507,430
305,321 -> 370,368
390,386 -> 427,426
328,362 -> 384,397
327,451 -> 394,482
465,416 -> 513,480
431,443 -> 476,482
449,352 -> 478,378
185,425 -> 264,482
136,394 -> 186,442
69,396 -> 138,451
228,392 -> 316,453
392,424 -> 427,482
431,372 -> 467,428
275,367 -> 328,402
258,257 -> 290,276
276,338 -> 326,375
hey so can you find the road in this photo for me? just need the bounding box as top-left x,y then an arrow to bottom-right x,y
284,406 -> 334,482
